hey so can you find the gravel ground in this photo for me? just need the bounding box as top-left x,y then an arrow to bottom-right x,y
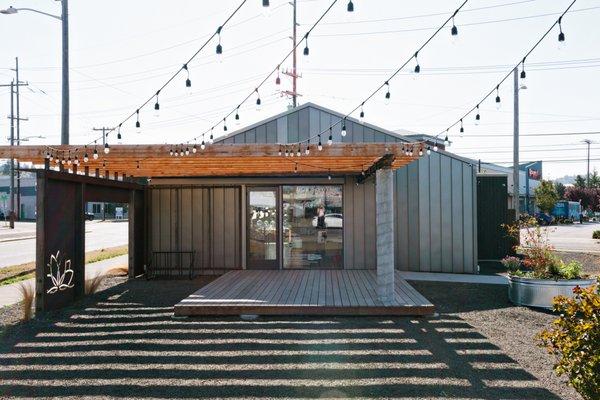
0,276 -> 582,399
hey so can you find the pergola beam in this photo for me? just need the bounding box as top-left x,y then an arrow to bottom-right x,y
357,153 -> 396,184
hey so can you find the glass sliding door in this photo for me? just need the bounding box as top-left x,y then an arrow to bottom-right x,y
282,185 -> 343,269
247,188 -> 279,269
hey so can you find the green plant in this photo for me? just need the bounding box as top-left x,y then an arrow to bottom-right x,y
17,282 -> 34,322
538,282 -> 600,400
558,261 -> 583,280
593,230 -> 600,239
534,180 -> 559,214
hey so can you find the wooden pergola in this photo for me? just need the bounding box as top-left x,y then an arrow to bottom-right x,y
0,143 -> 423,178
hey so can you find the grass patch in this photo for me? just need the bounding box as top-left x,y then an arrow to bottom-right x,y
0,245 -> 128,286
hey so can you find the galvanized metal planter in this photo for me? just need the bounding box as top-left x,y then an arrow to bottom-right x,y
508,276 -> 596,309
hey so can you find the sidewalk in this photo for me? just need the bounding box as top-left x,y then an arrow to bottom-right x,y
0,254 -> 128,307
399,271 -> 508,285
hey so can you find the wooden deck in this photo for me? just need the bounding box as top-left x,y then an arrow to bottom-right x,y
174,270 -> 434,316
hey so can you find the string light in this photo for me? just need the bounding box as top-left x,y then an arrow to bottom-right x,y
169,147 -> 174,156
185,146 -> 190,156
384,81 -> 391,105
475,104 -> 481,125
255,89 -> 261,110
192,143 -> 197,154
235,107 -> 240,124
495,85 -> 501,110
135,109 -> 141,133
305,142 -> 310,155
426,146 -> 431,155
285,146 -> 289,157
444,130 -> 449,147
341,119 -> 347,137
102,160 -> 106,168
318,135 -> 323,151
296,145 -> 301,157
557,16 -> 565,48
459,119 -> 464,136
520,58 -> 527,80
154,90 -> 160,117
294,162 -> 298,173
74,155 -> 79,165
223,118 -> 228,132
359,102 -> 365,119
83,149 -> 89,163
183,64 -> 192,95
117,124 -> 122,140
433,143 -> 439,152
209,128 -> 214,144
93,145 -> 99,160
347,0 -> 354,12
303,33 -> 310,56
328,169 -> 332,180
413,51 -> 420,74
104,142 -> 110,154
275,66 -> 281,85
216,26 -> 223,62
67,152 -> 72,165
278,146 -> 282,156
201,136 -> 206,150
137,160 -> 140,169
450,12 -> 458,38
327,127 -> 333,145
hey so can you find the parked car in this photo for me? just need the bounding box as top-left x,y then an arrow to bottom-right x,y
311,213 -> 343,229
84,212 -> 95,221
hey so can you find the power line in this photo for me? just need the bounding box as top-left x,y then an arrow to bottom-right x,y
454,131 -> 600,138
435,0 -> 579,141
285,0 -> 471,149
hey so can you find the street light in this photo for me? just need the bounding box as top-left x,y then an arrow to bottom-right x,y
1,1 -> 70,145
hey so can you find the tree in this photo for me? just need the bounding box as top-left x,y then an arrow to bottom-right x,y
554,182 -> 566,199
534,180 -> 559,214
565,187 -> 600,211
574,175 -> 587,188
591,169 -> 600,188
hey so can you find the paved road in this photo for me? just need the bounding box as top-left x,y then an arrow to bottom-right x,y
0,221 -> 128,270
523,221 -> 600,253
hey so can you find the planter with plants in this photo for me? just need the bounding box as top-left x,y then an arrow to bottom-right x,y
502,218 -> 596,308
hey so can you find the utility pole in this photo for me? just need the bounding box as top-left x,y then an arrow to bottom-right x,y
282,0 -> 300,107
61,0 -> 70,145
583,139 -> 592,187
13,57 -> 29,220
1,79 -> 27,228
513,67 -> 520,220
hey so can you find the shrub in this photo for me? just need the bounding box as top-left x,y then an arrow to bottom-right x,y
538,282 -> 600,400
593,230 -> 600,239
17,282 -> 34,322
558,261 -> 583,280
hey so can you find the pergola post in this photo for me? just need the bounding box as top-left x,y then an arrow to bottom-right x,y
376,167 -> 395,304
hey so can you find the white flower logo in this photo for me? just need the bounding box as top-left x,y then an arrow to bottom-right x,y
46,251 -> 74,294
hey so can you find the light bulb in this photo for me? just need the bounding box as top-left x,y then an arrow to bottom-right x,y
93,149 -> 99,160
341,122 -> 347,137
104,143 -> 110,154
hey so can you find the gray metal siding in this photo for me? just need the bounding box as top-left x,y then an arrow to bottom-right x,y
148,186 -> 241,274
203,104 -> 478,273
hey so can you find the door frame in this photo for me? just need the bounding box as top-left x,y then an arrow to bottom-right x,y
245,186 -> 281,269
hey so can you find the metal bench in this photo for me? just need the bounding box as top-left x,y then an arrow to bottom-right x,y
147,251 -> 196,279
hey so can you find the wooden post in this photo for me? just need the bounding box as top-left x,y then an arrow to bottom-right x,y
95,168 -> 100,177
105,170 -> 109,179
72,164 -> 77,174
113,171 -> 118,180
84,166 -> 89,176
376,167 -> 395,304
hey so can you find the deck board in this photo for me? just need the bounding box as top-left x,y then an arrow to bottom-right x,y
175,269 -> 434,316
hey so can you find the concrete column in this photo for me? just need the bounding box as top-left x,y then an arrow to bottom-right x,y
376,167 -> 395,304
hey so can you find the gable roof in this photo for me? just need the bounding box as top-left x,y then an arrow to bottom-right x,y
215,102 -> 415,144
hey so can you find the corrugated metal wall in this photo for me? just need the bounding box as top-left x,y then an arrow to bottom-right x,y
148,104 -> 477,274
149,186 -> 241,274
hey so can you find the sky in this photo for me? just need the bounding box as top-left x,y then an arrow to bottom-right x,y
0,0 -> 599,179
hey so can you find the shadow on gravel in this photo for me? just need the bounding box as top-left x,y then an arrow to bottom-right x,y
0,279 -> 562,399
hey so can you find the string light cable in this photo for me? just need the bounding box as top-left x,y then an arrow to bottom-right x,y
284,0 -> 471,154
434,0 -> 578,144
180,0 -> 343,149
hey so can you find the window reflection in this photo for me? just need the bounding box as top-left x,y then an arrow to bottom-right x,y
282,185 -> 343,269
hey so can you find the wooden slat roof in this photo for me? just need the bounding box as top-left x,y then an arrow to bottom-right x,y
0,143 -> 425,178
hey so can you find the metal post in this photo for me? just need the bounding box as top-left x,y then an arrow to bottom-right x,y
15,57 -> 20,220
584,139 -> 592,187
9,81 -> 15,228
61,0 -> 70,145
513,68 -> 520,219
